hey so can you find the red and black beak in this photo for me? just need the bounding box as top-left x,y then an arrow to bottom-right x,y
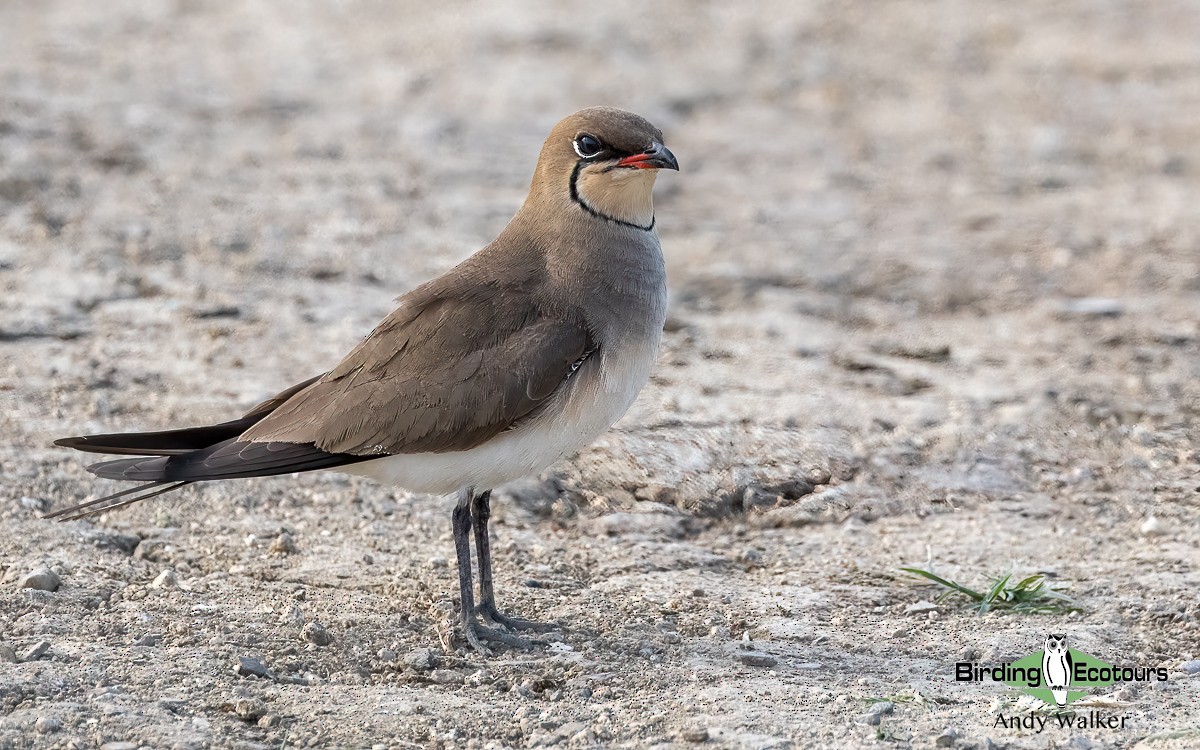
616,142 -> 680,171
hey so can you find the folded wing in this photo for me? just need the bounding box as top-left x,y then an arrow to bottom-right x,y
240,282 -> 594,455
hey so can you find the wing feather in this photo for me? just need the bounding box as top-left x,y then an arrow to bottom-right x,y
241,277 -> 593,455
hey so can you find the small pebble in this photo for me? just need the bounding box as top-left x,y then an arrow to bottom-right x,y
1067,466 -> 1097,484
132,633 -> 162,647
570,728 -> 595,745
21,641 -> 51,662
1179,660 -> 1200,675
514,680 -> 536,698
150,570 -> 178,589
984,739 -> 1001,750
234,698 -> 265,721
18,568 -> 60,592
270,533 -> 298,555
302,621 -> 333,646
679,726 -> 709,743
470,670 -> 495,687
19,496 -> 46,511
100,743 -> 138,750
557,721 -> 585,737
257,714 -> 281,728
431,669 -> 463,685
1140,516 -> 1167,536
1067,736 -> 1092,750
867,701 -> 894,716
0,643 -> 16,663
34,715 -> 62,734
404,647 -> 436,672
280,604 -> 304,626
855,712 -> 882,726
738,549 -> 762,564
905,600 -> 939,614
935,728 -> 958,747
1060,297 -> 1123,317
378,649 -> 397,662
736,652 -> 777,668
235,655 -> 272,679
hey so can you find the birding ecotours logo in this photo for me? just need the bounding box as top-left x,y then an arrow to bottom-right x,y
1040,634 -> 1073,707
956,633 -> 1169,709
980,633 -> 1109,707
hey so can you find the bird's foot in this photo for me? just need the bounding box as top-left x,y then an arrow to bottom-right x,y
462,614 -> 543,656
476,601 -> 557,633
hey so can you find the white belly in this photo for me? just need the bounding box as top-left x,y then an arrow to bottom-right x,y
341,337 -> 659,494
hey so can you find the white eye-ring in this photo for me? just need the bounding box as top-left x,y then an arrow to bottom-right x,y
573,134 -> 603,159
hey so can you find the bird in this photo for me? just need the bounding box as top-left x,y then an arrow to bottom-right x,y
1041,633 -> 1073,707
48,107 -> 679,655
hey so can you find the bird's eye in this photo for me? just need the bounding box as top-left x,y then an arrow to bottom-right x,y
573,134 -> 603,159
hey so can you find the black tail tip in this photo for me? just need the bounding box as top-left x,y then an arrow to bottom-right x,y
53,436 -> 83,449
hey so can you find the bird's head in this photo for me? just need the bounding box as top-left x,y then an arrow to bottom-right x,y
531,107 -> 678,231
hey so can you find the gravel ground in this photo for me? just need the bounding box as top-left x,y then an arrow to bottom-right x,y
2,1 -> 1198,748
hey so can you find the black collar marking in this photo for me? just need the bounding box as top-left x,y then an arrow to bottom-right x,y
569,162 -> 655,232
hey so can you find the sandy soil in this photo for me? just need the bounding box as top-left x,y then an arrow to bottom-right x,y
1,1 -> 1198,748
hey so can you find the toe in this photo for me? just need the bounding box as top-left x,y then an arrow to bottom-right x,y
477,603 -> 558,633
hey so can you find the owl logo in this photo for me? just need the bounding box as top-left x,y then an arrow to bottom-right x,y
1042,633 -> 1073,707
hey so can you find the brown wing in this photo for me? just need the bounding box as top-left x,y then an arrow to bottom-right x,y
241,375 -> 324,419
240,282 -> 594,455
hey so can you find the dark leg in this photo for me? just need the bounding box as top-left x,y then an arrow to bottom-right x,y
452,489 -> 534,654
471,489 -> 554,632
